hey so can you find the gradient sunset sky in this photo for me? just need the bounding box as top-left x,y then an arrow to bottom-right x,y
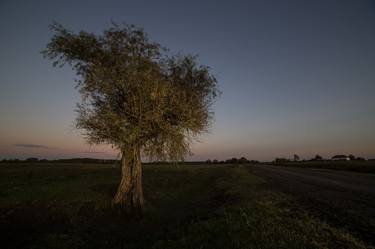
1,0 -> 374,161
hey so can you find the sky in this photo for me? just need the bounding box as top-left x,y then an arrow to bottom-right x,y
0,0 -> 374,161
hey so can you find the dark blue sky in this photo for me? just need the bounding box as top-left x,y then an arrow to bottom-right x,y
1,0 -> 374,160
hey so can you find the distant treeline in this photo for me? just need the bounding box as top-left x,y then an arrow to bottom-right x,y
205,157 -> 259,164
273,154 -> 370,164
0,157 -> 260,165
0,157 -> 213,165
0,158 -> 117,164
1,155 -> 373,164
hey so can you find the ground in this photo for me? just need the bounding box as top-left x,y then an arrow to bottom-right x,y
0,162 -> 374,249
252,165 -> 375,245
271,160 -> 375,174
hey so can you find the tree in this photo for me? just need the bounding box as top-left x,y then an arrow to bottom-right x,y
313,154 -> 323,161
293,154 -> 300,161
43,22 -> 219,216
274,158 -> 289,163
225,158 -> 238,164
25,157 -> 39,162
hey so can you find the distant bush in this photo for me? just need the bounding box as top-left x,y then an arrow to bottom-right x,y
25,157 -> 39,162
312,155 -> 323,161
238,157 -> 249,163
274,158 -> 290,164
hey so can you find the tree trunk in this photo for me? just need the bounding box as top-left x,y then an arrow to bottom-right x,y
112,146 -> 144,217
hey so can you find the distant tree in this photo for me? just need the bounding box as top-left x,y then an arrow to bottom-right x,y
313,154 -> 323,161
206,159 -> 212,164
293,154 -> 300,161
274,158 -> 289,164
225,158 -> 239,164
25,157 -> 39,162
348,154 -> 356,161
239,157 -> 249,164
212,159 -> 218,164
43,22 -> 219,216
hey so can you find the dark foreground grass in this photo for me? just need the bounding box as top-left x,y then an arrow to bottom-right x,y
271,160 -> 375,174
0,163 -> 372,249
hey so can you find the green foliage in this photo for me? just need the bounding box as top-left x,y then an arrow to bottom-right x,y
42,22 -> 219,160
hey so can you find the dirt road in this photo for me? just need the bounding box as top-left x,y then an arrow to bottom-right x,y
251,165 -> 375,245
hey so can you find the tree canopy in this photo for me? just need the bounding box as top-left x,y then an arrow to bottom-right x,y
43,22 -> 219,162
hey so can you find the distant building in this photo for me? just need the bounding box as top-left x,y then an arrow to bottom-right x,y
331,155 -> 349,161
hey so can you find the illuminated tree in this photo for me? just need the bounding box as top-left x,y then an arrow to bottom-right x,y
43,22 -> 219,216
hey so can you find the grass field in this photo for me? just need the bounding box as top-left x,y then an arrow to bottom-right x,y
0,163 -> 373,249
271,160 -> 375,174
